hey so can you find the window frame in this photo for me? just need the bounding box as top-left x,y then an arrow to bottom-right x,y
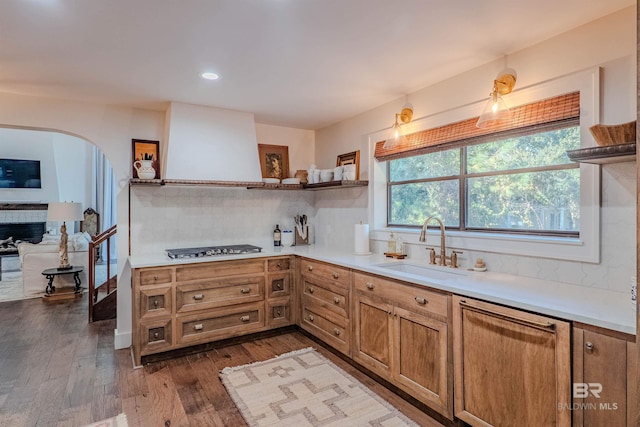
386,122 -> 581,237
368,67 -> 601,263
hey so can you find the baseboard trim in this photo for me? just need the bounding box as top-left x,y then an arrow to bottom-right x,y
114,328 -> 132,350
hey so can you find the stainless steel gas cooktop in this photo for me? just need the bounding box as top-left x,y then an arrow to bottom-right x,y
166,244 -> 262,259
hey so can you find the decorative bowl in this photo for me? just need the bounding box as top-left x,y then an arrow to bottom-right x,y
589,121 -> 636,146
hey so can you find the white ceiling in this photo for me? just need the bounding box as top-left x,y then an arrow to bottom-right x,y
0,0 -> 634,130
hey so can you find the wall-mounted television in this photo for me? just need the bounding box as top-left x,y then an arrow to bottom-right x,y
0,158 -> 41,188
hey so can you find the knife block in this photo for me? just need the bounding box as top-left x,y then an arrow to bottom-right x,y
295,226 -> 309,245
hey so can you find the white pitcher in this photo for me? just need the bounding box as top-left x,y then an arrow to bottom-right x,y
134,159 -> 156,179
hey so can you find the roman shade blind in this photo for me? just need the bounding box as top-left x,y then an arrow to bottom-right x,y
374,92 -> 580,162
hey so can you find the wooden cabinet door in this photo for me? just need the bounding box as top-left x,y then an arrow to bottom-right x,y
353,293 -> 393,379
573,327 -> 630,426
393,305 -> 450,418
453,295 -> 571,427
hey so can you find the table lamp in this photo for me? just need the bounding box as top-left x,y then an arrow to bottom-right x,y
47,202 -> 83,270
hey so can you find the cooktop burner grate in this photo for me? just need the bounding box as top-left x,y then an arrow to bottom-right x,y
166,244 -> 262,259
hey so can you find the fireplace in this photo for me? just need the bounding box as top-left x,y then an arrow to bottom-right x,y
0,222 -> 45,255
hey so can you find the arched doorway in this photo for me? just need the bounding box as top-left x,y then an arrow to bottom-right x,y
0,126 -> 117,303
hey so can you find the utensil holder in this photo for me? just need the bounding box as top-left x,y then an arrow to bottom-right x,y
295,226 -> 309,245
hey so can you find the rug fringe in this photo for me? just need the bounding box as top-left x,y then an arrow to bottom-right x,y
115,412 -> 128,427
220,347 -> 314,375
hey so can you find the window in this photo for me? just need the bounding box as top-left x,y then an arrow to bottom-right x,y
371,69 -> 600,262
388,123 -> 580,236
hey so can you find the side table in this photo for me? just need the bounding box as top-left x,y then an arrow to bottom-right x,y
41,266 -> 84,299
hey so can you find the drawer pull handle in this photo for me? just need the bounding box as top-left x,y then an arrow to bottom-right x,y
308,287 -> 314,294
153,299 -> 159,307
332,272 -> 339,279
276,262 -> 281,268
459,301 -> 556,330
415,297 -> 428,305
585,342 -> 594,352
308,315 -> 315,322
240,315 -> 250,322
333,329 -> 341,336
153,275 -> 158,281
366,282 -> 374,290
308,265 -> 313,271
276,310 -> 282,316
240,288 -> 251,294
193,294 -> 204,301
153,332 -> 159,338
194,324 -> 203,331
275,283 -> 282,289
333,297 -> 340,305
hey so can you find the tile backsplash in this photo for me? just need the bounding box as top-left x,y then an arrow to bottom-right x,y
130,162 -> 634,295
130,186 -> 315,255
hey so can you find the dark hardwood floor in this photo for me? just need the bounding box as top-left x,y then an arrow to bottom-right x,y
0,297 -> 444,427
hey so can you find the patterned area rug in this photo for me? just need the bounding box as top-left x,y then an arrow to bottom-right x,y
220,347 -> 418,427
82,413 -> 128,427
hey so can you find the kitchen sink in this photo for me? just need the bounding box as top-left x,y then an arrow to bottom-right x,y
373,262 -> 468,280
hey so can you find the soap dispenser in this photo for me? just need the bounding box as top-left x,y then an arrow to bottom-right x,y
396,235 -> 404,255
387,232 -> 397,253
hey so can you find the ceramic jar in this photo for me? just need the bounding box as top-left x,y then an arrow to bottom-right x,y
134,160 -> 156,179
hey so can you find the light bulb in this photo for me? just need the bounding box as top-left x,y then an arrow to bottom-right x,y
491,91 -> 499,113
393,123 -> 400,140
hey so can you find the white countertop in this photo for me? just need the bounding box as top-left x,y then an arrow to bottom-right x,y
129,245 -> 636,335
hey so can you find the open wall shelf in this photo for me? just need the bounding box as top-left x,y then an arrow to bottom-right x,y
130,178 -> 368,190
567,142 -> 636,164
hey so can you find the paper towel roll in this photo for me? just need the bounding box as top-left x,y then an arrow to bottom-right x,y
354,223 -> 370,254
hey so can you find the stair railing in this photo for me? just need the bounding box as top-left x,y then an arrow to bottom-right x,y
88,224 -> 117,322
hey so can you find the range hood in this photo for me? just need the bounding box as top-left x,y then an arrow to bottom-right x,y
162,102 -> 263,182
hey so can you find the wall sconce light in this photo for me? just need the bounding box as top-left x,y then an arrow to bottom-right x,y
383,103 -> 414,149
476,69 -> 517,128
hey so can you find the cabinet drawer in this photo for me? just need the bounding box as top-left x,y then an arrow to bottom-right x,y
301,302 -> 349,354
176,303 -> 264,345
140,284 -> 172,319
176,259 -> 264,282
176,275 -> 264,313
267,297 -> 292,328
268,257 -> 290,272
139,268 -> 173,286
267,272 -> 290,298
302,277 -> 349,318
354,272 -> 448,318
140,318 -> 172,355
300,259 -> 350,288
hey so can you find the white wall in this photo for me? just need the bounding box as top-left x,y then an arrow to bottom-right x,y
314,7 -> 637,294
315,7 -> 636,175
51,132 -> 92,207
255,123 -> 315,177
0,128 -> 60,202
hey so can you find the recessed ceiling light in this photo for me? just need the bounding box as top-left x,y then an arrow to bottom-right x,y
201,72 -> 220,80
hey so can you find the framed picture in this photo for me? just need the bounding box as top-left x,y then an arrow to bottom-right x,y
258,144 -> 289,179
132,139 -> 160,179
336,150 -> 360,180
